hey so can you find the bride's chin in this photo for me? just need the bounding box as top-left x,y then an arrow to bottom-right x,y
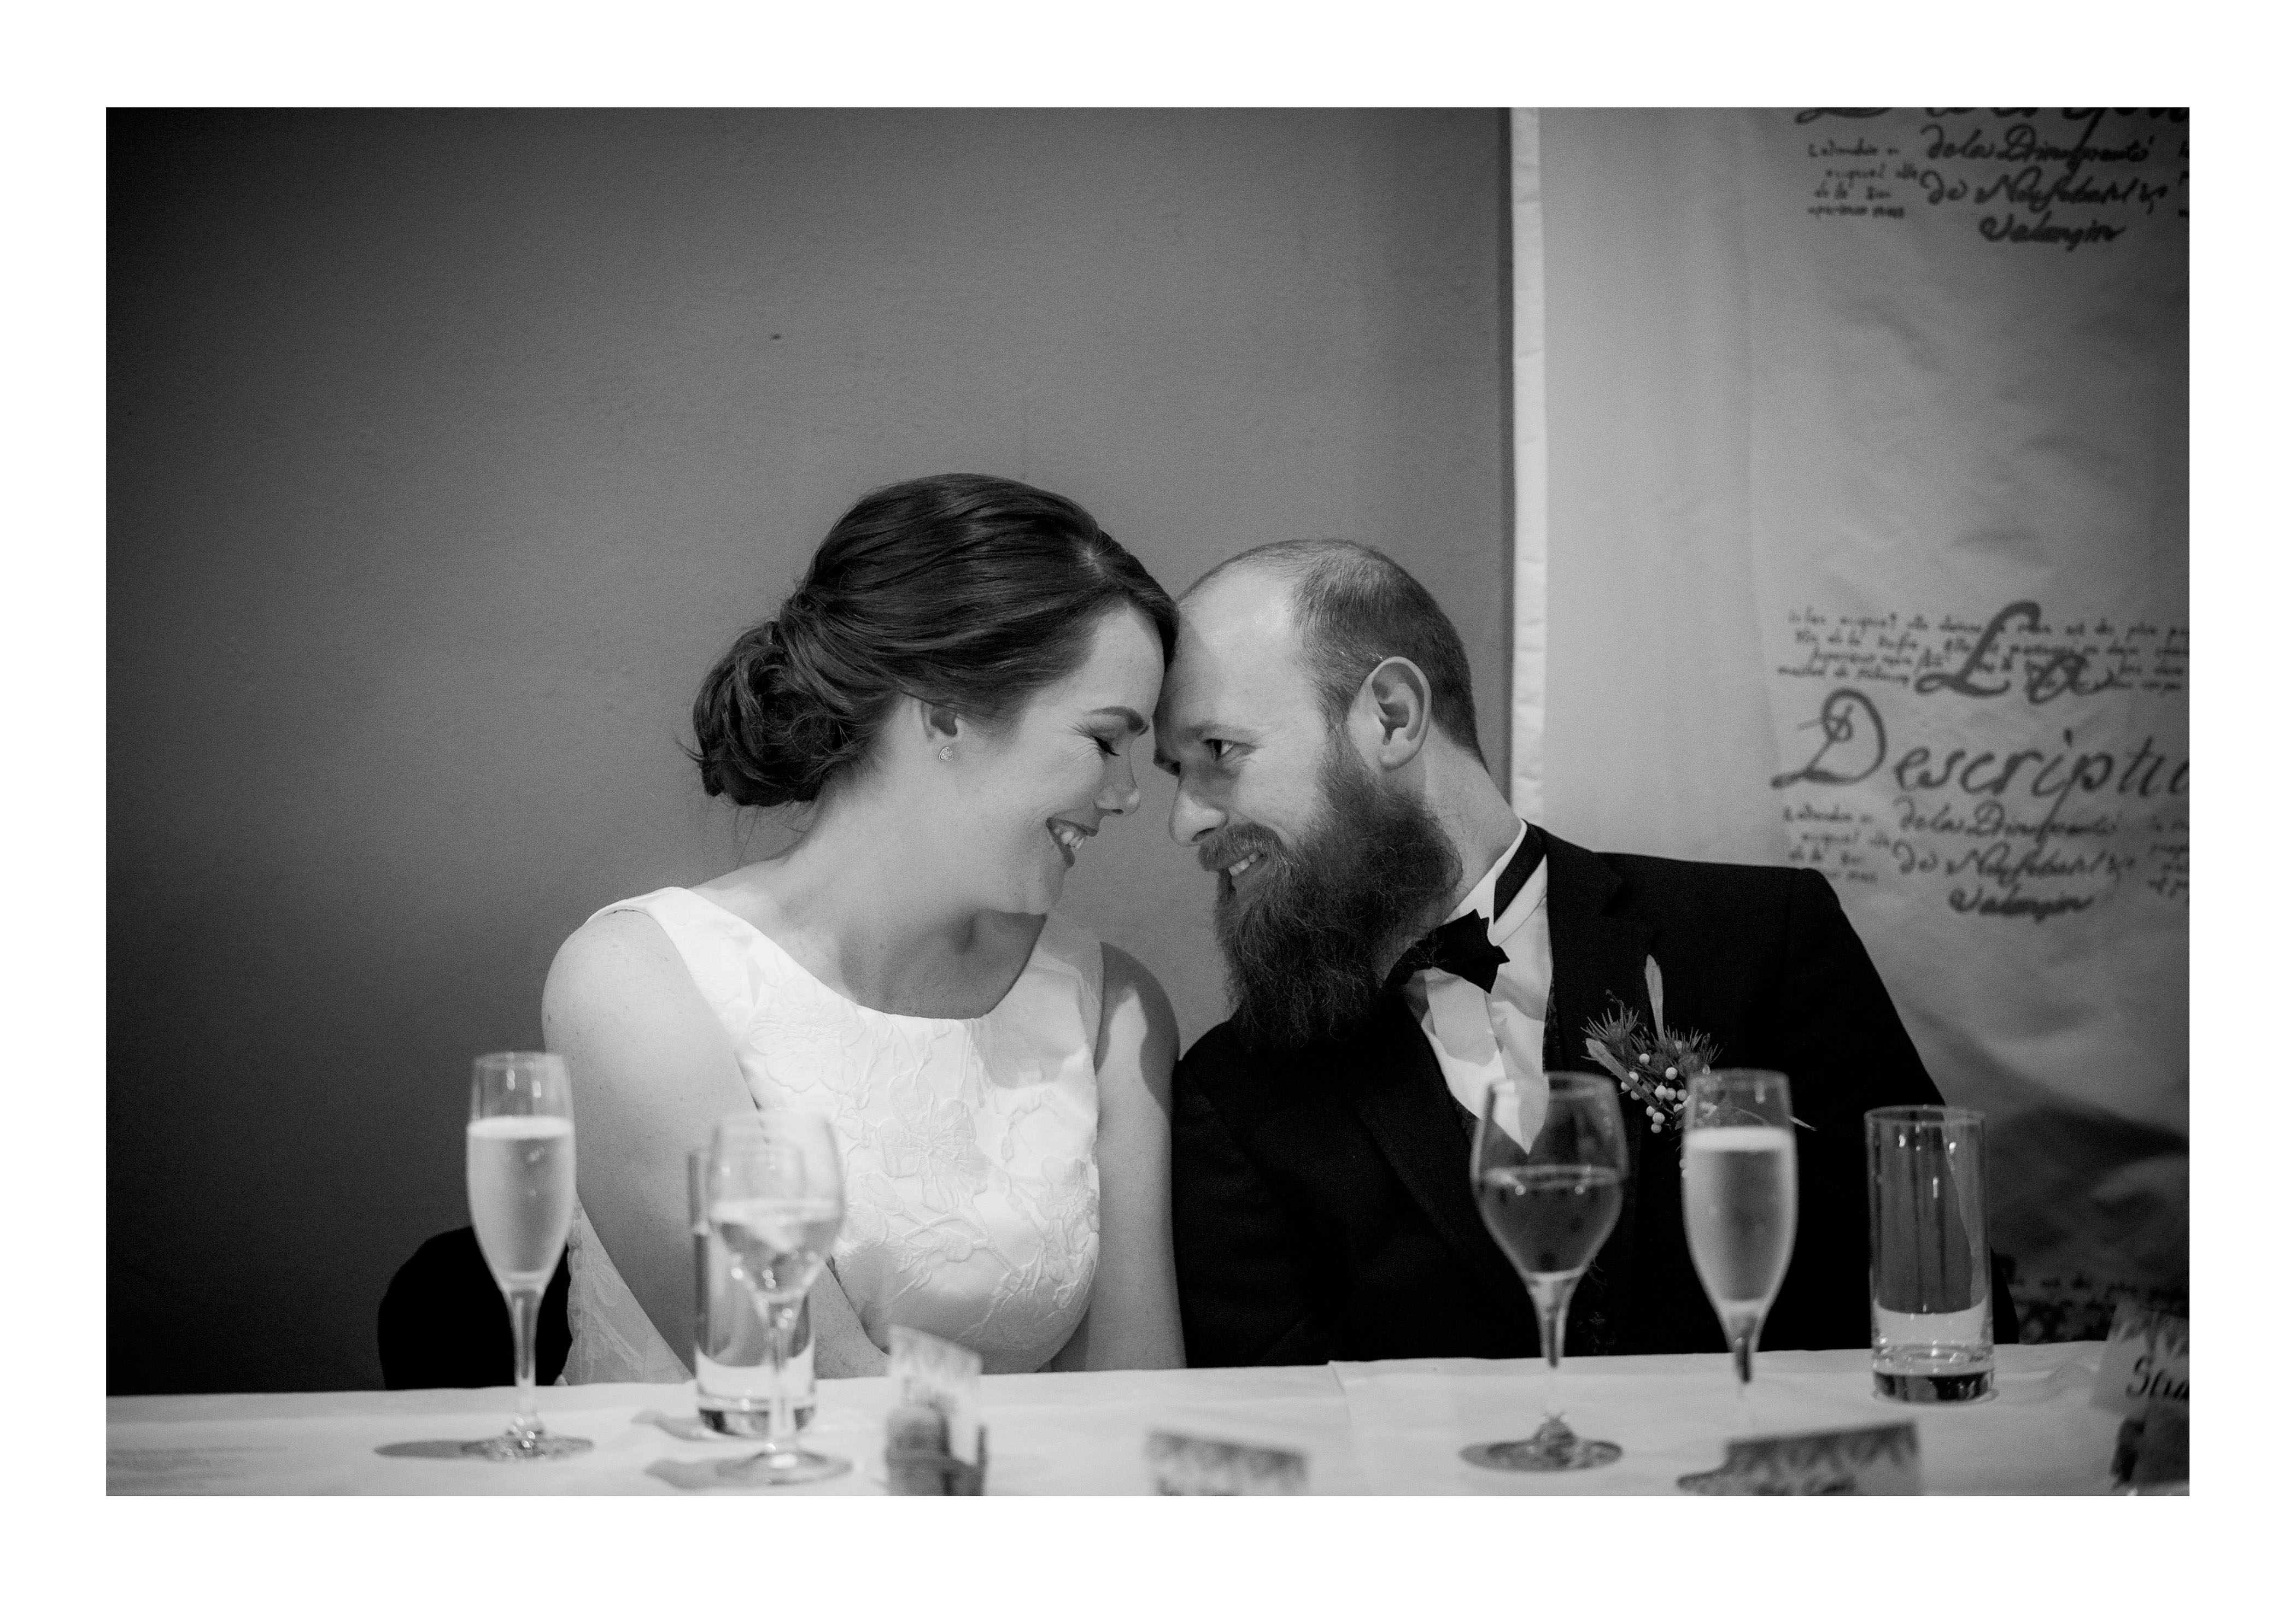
1007,863 -> 1065,916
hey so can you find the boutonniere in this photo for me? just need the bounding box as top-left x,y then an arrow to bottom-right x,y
1583,957 -> 1718,1135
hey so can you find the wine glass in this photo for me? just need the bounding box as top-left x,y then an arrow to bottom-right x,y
706,1109 -> 850,1486
1680,1069 -> 1799,1417
1461,1071 -> 1629,1472
460,1051 -> 592,1461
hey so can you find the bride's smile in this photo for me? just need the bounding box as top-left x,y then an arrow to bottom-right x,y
1046,816 -> 1097,867
934,603 -> 1164,915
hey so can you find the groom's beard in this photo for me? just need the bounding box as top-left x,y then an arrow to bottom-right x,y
1210,745 -> 1461,1053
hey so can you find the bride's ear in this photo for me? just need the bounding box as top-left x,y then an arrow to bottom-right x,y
914,697 -> 964,757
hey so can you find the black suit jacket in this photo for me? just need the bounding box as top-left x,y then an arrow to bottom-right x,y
1172,828 -> 2008,1366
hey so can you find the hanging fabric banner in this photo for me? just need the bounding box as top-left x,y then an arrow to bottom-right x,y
1527,109 -> 2188,1336
1510,108 -> 1550,824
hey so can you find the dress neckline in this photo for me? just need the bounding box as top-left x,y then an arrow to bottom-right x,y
664,886 -> 1053,1026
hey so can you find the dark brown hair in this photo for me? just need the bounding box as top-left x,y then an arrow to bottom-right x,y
693,474 -> 1176,807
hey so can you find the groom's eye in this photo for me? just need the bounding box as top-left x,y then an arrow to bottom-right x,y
1205,739 -> 1238,763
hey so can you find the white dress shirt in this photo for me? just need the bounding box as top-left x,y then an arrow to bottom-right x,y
1402,820 -> 1551,1139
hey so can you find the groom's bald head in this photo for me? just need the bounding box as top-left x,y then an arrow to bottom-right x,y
1183,540 -> 1485,763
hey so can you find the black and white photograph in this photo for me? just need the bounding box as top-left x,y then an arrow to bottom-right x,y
64,19 -> 2256,1575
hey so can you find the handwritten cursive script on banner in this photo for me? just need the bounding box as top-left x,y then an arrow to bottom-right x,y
1796,108 -> 2186,247
1768,600 -> 2186,921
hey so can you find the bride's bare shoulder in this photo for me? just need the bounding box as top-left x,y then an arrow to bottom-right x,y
544,907 -> 686,1013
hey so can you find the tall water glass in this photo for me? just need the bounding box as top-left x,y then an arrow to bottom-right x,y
1866,1105 -> 1994,1403
1681,1070 -> 1799,1409
689,1146 -> 815,1435
1461,1072 -> 1629,1472
460,1051 -> 592,1461
706,1109 -> 848,1485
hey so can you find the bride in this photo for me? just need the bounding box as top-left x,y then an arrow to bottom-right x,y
542,473 -> 1184,1378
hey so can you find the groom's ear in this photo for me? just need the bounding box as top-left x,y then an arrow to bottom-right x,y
1351,656 -> 1433,772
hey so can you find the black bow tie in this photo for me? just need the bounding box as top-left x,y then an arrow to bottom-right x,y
1391,912 -> 1507,992
1386,825 -> 1546,993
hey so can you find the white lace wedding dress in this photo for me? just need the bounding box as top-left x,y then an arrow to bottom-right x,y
560,888 -> 1104,1381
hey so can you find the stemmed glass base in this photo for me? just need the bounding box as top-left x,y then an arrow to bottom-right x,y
1460,1267 -> 1621,1474
704,1283 -> 850,1486
460,1425 -> 593,1461
713,1443 -> 852,1486
1462,1413 -> 1623,1472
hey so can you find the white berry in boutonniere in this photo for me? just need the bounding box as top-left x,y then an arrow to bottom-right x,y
1583,957 -> 1718,1135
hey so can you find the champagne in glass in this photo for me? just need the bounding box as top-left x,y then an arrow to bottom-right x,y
1461,1072 -> 1629,1473
460,1051 -> 592,1461
707,1109 -> 850,1486
1680,1071 -> 1799,1403
468,1114 -> 574,1284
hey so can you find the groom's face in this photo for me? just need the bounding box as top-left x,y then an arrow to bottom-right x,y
1155,568 -> 1460,1047
1153,568 -> 1333,890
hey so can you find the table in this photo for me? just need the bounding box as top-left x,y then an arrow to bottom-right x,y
108,1341 -> 2119,1494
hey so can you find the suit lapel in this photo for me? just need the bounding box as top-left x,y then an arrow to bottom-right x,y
1342,997 -> 1528,1317
1539,831 -> 1656,1353
1540,831 -> 1656,1072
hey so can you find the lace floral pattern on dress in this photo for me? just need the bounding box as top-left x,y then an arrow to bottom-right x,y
561,889 -> 1103,1380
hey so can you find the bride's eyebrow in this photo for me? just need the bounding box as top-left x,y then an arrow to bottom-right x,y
1081,706 -> 1148,735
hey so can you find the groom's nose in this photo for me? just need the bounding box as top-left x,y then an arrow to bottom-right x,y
1168,780 -> 1223,847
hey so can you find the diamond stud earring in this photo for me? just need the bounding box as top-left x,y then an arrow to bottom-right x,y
940,745 -> 955,762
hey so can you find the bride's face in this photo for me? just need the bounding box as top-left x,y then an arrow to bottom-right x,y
947,606 -> 1164,915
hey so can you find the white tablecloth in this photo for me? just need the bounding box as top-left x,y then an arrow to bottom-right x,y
108,1341 -> 2118,1495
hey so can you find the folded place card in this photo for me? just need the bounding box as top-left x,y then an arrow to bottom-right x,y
2090,1298 -> 2188,1421
1679,1422 -> 1921,1495
2111,1396 -> 2189,1490
885,1397 -> 988,1496
889,1325 -> 984,1466
1146,1429 -> 1308,1495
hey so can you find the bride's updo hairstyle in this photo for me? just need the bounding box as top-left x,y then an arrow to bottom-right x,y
693,473 -> 1177,808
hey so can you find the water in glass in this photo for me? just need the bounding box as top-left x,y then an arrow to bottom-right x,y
705,1109 -> 851,1485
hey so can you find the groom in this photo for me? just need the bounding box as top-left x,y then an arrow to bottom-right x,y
1156,540 -> 2001,1366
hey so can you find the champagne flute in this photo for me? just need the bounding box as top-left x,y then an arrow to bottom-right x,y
1461,1071 -> 1629,1472
707,1109 -> 850,1486
460,1051 -> 592,1461
1680,1069 -> 1799,1416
